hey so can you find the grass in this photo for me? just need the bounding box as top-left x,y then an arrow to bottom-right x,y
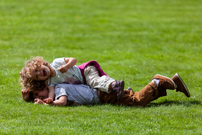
0,0 -> 202,134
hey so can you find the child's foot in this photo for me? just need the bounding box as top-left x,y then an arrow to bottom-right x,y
171,73 -> 190,97
111,80 -> 124,101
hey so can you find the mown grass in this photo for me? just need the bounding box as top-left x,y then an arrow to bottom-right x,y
0,0 -> 202,134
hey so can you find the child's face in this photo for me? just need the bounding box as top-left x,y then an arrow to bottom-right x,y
33,87 -> 49,100
30,64 -> 51,81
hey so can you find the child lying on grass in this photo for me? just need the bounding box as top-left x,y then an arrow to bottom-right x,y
22,74 -> 190,107
20,57 -> 125,103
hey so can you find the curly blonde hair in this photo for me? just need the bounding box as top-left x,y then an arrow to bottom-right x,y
20,56 -> 51,91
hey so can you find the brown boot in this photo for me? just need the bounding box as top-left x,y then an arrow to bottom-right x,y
171,73 -> 190,97
152,74 -> 176,90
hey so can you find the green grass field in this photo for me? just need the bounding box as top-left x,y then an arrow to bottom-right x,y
1,0 -> 202,134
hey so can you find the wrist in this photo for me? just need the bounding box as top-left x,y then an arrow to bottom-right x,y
64,64 -> 71,69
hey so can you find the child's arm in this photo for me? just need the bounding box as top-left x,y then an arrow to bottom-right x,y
35,96 -> 67,106
52,96 -> 67,106
57,57 -> 77,73
44,86 -> 55,104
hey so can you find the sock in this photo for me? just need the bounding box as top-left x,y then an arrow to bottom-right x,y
110,81 -> 116,88
152,79 -> 159,87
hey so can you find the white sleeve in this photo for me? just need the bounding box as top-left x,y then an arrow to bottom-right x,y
55,87 -> 67,100
51,58 -> 66,68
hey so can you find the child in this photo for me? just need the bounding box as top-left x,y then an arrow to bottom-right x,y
20,57 -> 124,103
24,74 -> 190,107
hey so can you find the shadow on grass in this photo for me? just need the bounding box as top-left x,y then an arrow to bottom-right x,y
146,100 -> 201,107
74,100 -> 201,108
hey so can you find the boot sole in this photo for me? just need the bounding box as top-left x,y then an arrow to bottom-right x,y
172,73 -> 190,97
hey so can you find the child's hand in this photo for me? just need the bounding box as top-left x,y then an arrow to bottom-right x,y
43,98 -> 53,104
21,89 -> 29,94
34,98 -> 46,104
21,89 -> 30,101
57,65 -> 68,73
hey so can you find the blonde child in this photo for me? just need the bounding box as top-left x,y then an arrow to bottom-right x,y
20,57 -> 124,103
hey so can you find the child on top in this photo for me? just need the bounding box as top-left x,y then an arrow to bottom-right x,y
20,56 -> 124,103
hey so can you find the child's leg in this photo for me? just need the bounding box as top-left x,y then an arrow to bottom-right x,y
98,82 -> 159,107
98,74 -> 177,107
84,65 -> 125,100
84,66 -> 115,93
